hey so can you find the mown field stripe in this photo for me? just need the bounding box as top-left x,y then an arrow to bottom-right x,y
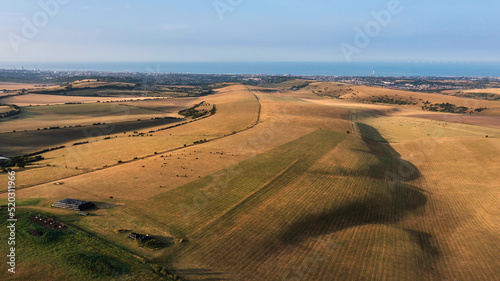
194,159 -> 299,235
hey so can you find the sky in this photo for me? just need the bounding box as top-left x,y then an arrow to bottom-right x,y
0,0 -> 499,63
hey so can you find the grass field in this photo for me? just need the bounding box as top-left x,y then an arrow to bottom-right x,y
362,115 -> 500,280
0,106 -> 10,114
0,93 -> 167,107
0,82 -> 58,91
69,80 -> 135,89
443,88 -> 500,100
0,100 -> 187,134
0,85 -> 260,188
478,106 -> 500,117
308,82 -> 500,112
0,208 -> 169,280
1,83 -> 499,280
0,117 -> 183,157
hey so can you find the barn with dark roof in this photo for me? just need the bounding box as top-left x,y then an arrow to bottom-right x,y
52,198 -> 95,211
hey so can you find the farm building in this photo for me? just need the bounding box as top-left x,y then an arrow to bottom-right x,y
52,198 -> 95,211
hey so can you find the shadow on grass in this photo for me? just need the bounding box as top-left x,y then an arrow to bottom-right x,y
154,235 -> 176,248
172,268 -> 227,281
279,182 -> 427,245
93,202 -> 121,209
278,123 -> 439,260
356,122 -> 421,182
403,228 -> 440,257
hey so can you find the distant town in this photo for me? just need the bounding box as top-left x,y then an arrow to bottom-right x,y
1,68 -> 499,92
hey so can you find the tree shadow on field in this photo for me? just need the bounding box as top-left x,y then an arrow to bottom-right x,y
279,123 -> 428,245
402,228 -> 440,257
153,235 -> 176,248
356,122 -> 421,182
93,202 -> 121,209
279,182 -> 427,245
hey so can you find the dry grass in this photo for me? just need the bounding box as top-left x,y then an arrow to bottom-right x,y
477,107 -> 500,117
447,88 -> 500,95
1,93 -> 168,106
3,84 -> 500,280
308,82 -> 500,111
362,114 -> 500,143
69,80 -> 135,89
0,105 -> 10,113
6,85 -> 259,188
0,101 -> 181,133
389,137 -> 500,280
0,82 -> 57,90
352,85 -> 497,108
409,113 -> 500,129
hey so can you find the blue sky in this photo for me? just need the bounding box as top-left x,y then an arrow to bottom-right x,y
0,0 -> 499,62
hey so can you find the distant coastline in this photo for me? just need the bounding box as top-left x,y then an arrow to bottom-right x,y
1,62 -> 499,77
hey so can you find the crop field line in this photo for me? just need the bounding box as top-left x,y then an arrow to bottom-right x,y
349,109 -> 362,136
243,85 -> 262,124
6,88 -> 262,193
193,159 -> 299,235
178,134 -> 370,279
167,130 -> 347,256
239,175 -> 342,276
115,102 -> 175,113
233,174 -> 373,276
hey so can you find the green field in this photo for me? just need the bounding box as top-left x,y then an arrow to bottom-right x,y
0,208 -> 179,280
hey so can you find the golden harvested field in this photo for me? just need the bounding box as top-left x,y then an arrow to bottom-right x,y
309,82 -> 500,111
0,101 -> 183,133
363,115 -> 500,280
409,113 -> 500,129
446,88 -> 500,95
0,82 -> 57,90
2,83 -> 499,280
69,80 -> 135,89
308,81 -> 353,97
353,85 -> 498,107
0,93 -> 167,106
3,85 -> 260,188
478,107 -> 500,117
0,106 -> 9,113
360,114 -> 500,143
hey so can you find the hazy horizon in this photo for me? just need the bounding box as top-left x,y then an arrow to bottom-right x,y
1,0 -> 499,63
2,61 -> 499,77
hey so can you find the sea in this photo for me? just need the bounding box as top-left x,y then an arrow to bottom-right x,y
1,62 -> 500,77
